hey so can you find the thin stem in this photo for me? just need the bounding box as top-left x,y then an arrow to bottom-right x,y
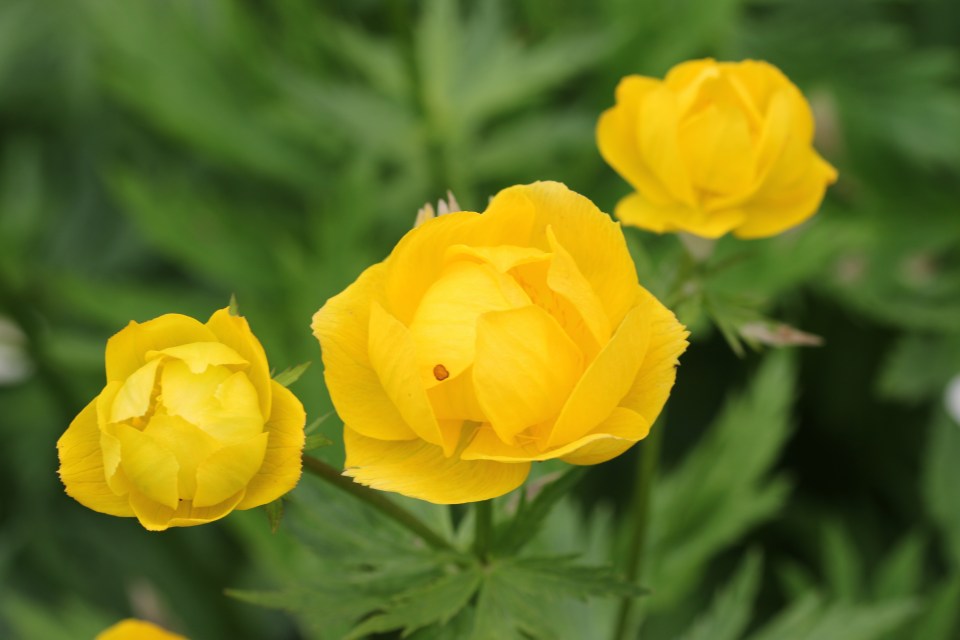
613,421 -> 665,640
473,500 -> 493,562
301,455 -> 455,552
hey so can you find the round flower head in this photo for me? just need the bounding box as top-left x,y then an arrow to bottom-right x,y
96,619 -> 186,640
597,58 -> 837,239
57,308 -> 306,531
313,182 -> 688,504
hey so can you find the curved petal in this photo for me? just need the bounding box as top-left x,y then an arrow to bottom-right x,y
116,424 -> 180,510
105,314 -> 215,383
57,396 -> 133,517
516,182 -> 639,328
237,381 -> 306,509
143,414 -> 220,501
369,302 -> 446,451
639,85 -> 697,206
343,427 -> 530,504
678,88 -> 754,197
546,299 -> 652,448
161,363 -> 263,443
148,341 -> 247,374
620,287 -> 689,423
427,367 -> 486,423
206,308 -> 273,419
473,305 -> 582,444
128,487 -> 244,531
544,227 -> 610,348
109,359 -> 161,423
614,192 -> 688,233
597,75 -> 678,206
312,263 -> 417,441
461,407 -> 649,464
96,619 -> 186,640
385,204 -> 537,325
193,432 -> 269,507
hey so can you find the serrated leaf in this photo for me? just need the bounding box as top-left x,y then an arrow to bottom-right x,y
345,566 -> 482,639
263,498 -> 284,534
506,556 -> 647,599
273,361 -> 311,387
677,551 -> 763,640
494,467 -> 587,556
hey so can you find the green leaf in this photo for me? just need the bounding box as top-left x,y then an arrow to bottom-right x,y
676,551 -> 763,640
228,293 -> 240,317
877,334 -> 960,403
505,556 -> 647,600
263,499 -> 284,534
345,566 -> 482,639
303,433 -> 333,452
745,595 -> 917,640
273,361 -> 311,387
494,467 -> 587,556
909,576 -> 960,640
873,533 -> 925,601
647,352 -> 795,608
922,410 -> 960,567
820,521 -> 862,601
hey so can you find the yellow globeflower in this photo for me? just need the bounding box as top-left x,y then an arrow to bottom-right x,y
57,308 -> 306,531
313,182 -> 688,504
597,58 -> 838,239
96,619 -> 186,640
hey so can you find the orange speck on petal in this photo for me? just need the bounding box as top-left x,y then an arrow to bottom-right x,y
433,364 -> 449,381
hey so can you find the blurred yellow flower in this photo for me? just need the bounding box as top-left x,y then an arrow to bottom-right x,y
312,182 -> 687,504
96,619 -> 186,640
597,58 -> 838,239
57,308 -> 306,531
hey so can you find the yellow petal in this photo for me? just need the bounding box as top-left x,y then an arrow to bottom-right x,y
127,486 -> 245,531
143,414 -> 220,501
385,205 -> 537,325
148,341 -> 248,374
546,299 -> 652,448
312,263 -> 418,441
685,208 -> 748,239
237,381 -> 306,509
105,314 -> 215,383
461,407 -> 649,464
427,367 -> 487,423
678,83 -> 755,197
343,426 -> 530,504
614,192 -> 689,233
473,305 -> 583,444
117,424 -> 180,509
192,432 -> 269,507
597,75 -> 679,206
57,397 -> 133,517
160,362 -> 263,443
109,359 -> 161,423
639,85 -> 697,206
544,226 -> 611,349
408,260 -> 530,385
620,287 -> 689,423
445,244 -> 549,273
518,182 -> 639,329
560,407 -> 650,465
206,308 -> 273,420
96,619 -> 187,640
368,302 -> 447,451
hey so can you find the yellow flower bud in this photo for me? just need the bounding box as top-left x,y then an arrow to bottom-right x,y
96,619 -> 186,640
312,182 -> 688,504
597,58 -> 838,239
57,308 -> 306,531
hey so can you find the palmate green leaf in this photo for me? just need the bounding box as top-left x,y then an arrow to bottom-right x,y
744,594 -> 917,640
345,566 -> 482,639
273,361 -> 311,387
494,467 -> 587,555
646,352 -> 795,608
675,551 -> 763,640
922,410 -> 960,568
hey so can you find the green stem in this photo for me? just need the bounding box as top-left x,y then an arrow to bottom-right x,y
301,455 -> 455,552
613,420 -> 665,640
473,500 -> 493,562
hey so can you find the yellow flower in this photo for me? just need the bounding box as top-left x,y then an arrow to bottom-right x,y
312,182 -> 687,504
57,308 -> 306,531
597,58 -> 838,239
96,619 -> 187,640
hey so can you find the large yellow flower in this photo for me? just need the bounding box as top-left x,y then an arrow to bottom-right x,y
57,308 -> 306,531
96,619 -> 186,640
312,182 -> 687,504
597,58 -> 838,239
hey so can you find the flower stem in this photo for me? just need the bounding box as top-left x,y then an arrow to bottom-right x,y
301,454 -> 455,552
613,420 -> 664,640
473,500 -> 493,562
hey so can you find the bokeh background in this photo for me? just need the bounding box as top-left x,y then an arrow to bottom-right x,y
1,0 -> 959,638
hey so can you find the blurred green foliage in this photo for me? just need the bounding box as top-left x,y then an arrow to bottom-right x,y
1,0 -> 959,638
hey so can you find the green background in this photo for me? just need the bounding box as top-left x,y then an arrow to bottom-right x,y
1,0 -> 959,638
